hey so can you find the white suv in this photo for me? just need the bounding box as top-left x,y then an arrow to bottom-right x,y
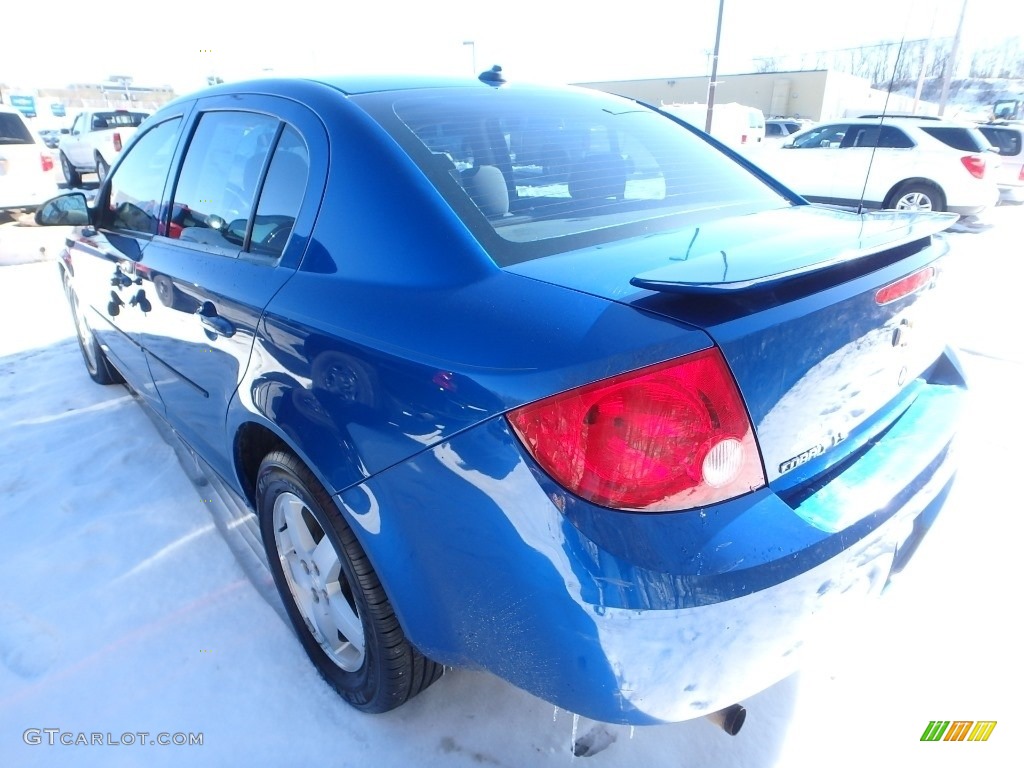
752,116 -> 999,214
0,105 -> 59,213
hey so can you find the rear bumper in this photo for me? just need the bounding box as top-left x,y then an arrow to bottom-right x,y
997,183 -> 1024,204
337,350 -> 966,724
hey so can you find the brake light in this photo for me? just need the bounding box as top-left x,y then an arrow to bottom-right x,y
40,153 -> 54,172
1019,165 -> 1024,182
507,349 -> 765,512
875,266 -> 935,305
960,155 -> 985,179
741,134 -> 748,144
113,132 -> 122,152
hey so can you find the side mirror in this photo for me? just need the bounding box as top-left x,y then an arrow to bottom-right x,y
35,193 -> 92,227
60,127 -> 70,134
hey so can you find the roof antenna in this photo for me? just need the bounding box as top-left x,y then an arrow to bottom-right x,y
479,65 -> 506,86
857,32 -> 909,215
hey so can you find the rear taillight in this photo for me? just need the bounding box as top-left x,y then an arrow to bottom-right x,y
1019,165 -> 1024,182
875,266 -> 935,305
507,349 -> 765,512
960,155 -> 986,179
113,132 -> 122,152
40,153 -> 54,172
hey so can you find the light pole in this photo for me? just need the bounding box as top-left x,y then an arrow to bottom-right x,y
463,41 -> 476,75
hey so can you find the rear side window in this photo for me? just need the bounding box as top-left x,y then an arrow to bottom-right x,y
978,126 -> 1022,157
0,113 -> 33,144
249,125 -> 309,259
842,125 -> 914,148
791,124 -> 848,148
920,127 -> 986,152
369,88 -> 785,263
105,118 -> 182,234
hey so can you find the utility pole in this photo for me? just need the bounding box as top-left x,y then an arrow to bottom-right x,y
938,0 -> 968,116
706,0 -> 725,133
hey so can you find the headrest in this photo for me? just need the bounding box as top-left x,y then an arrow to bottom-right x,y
568,153 -> 627,200
462,165 -> 509,217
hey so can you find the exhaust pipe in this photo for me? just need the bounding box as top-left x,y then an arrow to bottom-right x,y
706,703 -> 746,735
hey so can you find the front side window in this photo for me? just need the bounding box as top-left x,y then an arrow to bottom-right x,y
791,124 -> 848,149
169,111 -> 279,252
979,126 -> 1022,156
104,118 -> 182,235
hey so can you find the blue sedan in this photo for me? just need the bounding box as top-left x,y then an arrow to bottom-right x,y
36,72 -> 965,727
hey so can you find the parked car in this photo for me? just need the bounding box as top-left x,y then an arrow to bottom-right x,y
0,105 -> 59,213
660,102 -> 766,147
764,118 -> 807,142
977,121 -> 1024,204
753,115 -> 999,214
35,74 -> 966,727
37,128 -> 62,149
58,109 -> 150,186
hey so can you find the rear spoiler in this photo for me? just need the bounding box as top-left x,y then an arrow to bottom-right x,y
630,211 -> 957,295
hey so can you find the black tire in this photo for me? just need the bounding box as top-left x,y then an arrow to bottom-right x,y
63,273 -> 123,385
59,151 -> 82,188
886,182 -> 946,212
256,450 -> 442,713
96,154 -> 110,183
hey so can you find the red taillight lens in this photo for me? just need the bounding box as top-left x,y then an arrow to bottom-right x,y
1018,165 -> 1024,182
960,155 -> 985,179
875,266 -> 935,305
40,153 -> 54,172
507,349 -> 765,512
113,132 -> 122,152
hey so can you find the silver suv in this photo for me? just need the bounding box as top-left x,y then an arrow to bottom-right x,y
977,122 -> 1024,204
753,115 -> 999,214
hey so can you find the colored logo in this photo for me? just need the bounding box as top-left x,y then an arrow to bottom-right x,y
921,721 -> 997,742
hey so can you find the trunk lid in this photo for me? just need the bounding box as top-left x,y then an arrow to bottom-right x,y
506,205 -> 957,486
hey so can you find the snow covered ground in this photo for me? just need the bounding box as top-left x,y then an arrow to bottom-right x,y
0,206 -> 1020,767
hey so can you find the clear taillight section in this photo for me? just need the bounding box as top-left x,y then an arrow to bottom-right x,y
960,155 -> 986,179
507,349 -> 765,512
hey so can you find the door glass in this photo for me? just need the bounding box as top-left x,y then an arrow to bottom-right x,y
249,125 -> 309,259
104,117 -> 182,235
169,111 -> 279,252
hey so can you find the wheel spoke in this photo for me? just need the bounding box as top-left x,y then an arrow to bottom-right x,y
279,495 -> 317,558
311,535 -> 341,583
326,588 -> 365,650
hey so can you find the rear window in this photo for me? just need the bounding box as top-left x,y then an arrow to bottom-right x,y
93,111 -> 149,129
360,88 -> 787,265
978,126 -> 1022,157
0,113 -> 34,144
919,126 -> 987,152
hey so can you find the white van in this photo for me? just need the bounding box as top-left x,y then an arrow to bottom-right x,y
660,102 -> 766,148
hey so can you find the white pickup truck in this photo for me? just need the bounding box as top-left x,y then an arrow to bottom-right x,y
58,109 -> 150,186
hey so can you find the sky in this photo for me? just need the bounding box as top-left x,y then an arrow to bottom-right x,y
0,205 -> 1020,766
2,0 -> 1022,96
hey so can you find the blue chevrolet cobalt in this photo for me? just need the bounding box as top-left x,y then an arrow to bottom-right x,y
36,71 -> 965,727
